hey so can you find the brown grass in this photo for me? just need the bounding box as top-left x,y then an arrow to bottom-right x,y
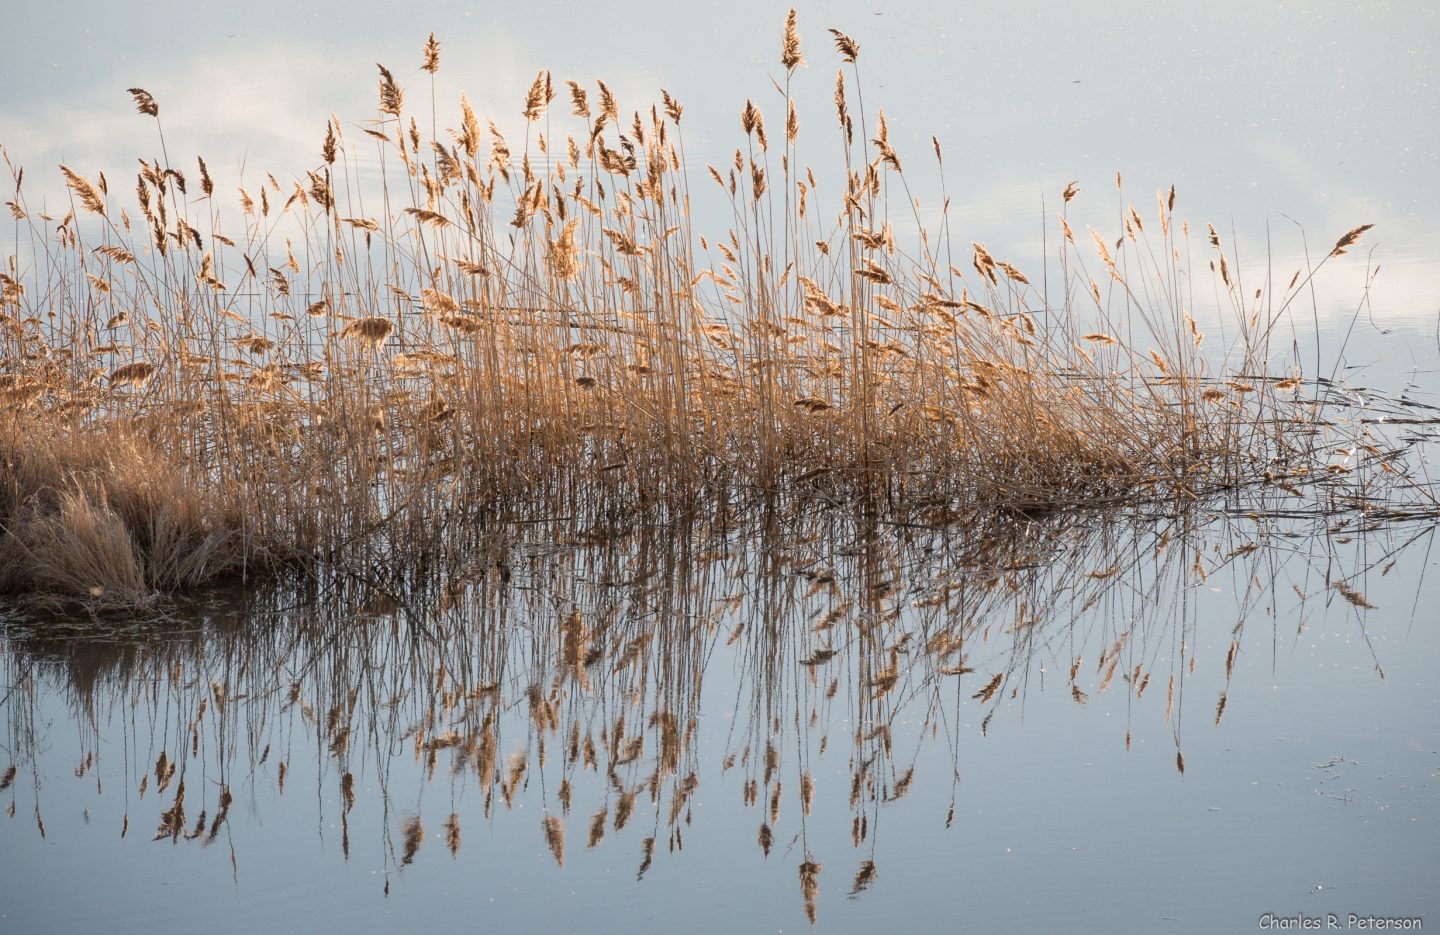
0,422 -> 257,610
0,15 -> 1396,611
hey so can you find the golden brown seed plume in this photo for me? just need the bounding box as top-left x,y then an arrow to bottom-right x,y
781,9 -> 805,72
567,81 -> 590,118
421,33 -> 441,74
59,166 -> 106,216
340,316 -> 394,347
828,28 -> 860,62
322,122 -> 337,165
549,219 -> 581,280
523,70 -> 553,121
405,206 -> 453,227
376,64 -> 404,117
1088,227 -> 1115,270
1330,224 -> 1374,258
109,361 -> 156,387
833,70 -> 851,143
126,88 -> 159,117
662,89 -> 683,123
596,80 -> 618,120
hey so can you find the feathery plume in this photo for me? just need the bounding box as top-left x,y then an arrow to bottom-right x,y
781,9 -> 805,72
523,70 -> 553,121
421,33 -> 441,73
126,88 -> 159,117
828,28 -> 860,62
1330,224 -> 1374,258
59,166 -> 106,216
377,64 -> 404,117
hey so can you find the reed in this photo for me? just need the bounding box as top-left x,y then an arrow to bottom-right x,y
0,13 -> 1401,610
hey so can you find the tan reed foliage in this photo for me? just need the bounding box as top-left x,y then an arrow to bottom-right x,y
0,14 -> 1390,610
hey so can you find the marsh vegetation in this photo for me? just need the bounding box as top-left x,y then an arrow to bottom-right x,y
2,16 -> 1427,613
2,11 -> 1438,931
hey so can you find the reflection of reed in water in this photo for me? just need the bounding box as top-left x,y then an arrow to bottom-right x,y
1,499 -> 1421,922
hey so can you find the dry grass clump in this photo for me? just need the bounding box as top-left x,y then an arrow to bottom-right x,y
0,420 -> 261,610
0,13 -> 1387,609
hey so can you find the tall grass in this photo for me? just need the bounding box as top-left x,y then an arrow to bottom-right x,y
0,14 -> 1393,609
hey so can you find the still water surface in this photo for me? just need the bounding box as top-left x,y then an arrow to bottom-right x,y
2,1 -> 1438,931
2,505 -> 1437,932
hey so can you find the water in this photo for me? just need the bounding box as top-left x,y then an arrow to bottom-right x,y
2,1 -> 1439,931
2,508 -> 1437,932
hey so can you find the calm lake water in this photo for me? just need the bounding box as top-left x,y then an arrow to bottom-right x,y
1,507 -> 1438,933
2,1 -> 1438,932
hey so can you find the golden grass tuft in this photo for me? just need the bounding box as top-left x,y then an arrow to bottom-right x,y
0,423 -> 254,611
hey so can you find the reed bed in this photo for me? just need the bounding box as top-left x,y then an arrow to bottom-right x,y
0,15 -> 1401,610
